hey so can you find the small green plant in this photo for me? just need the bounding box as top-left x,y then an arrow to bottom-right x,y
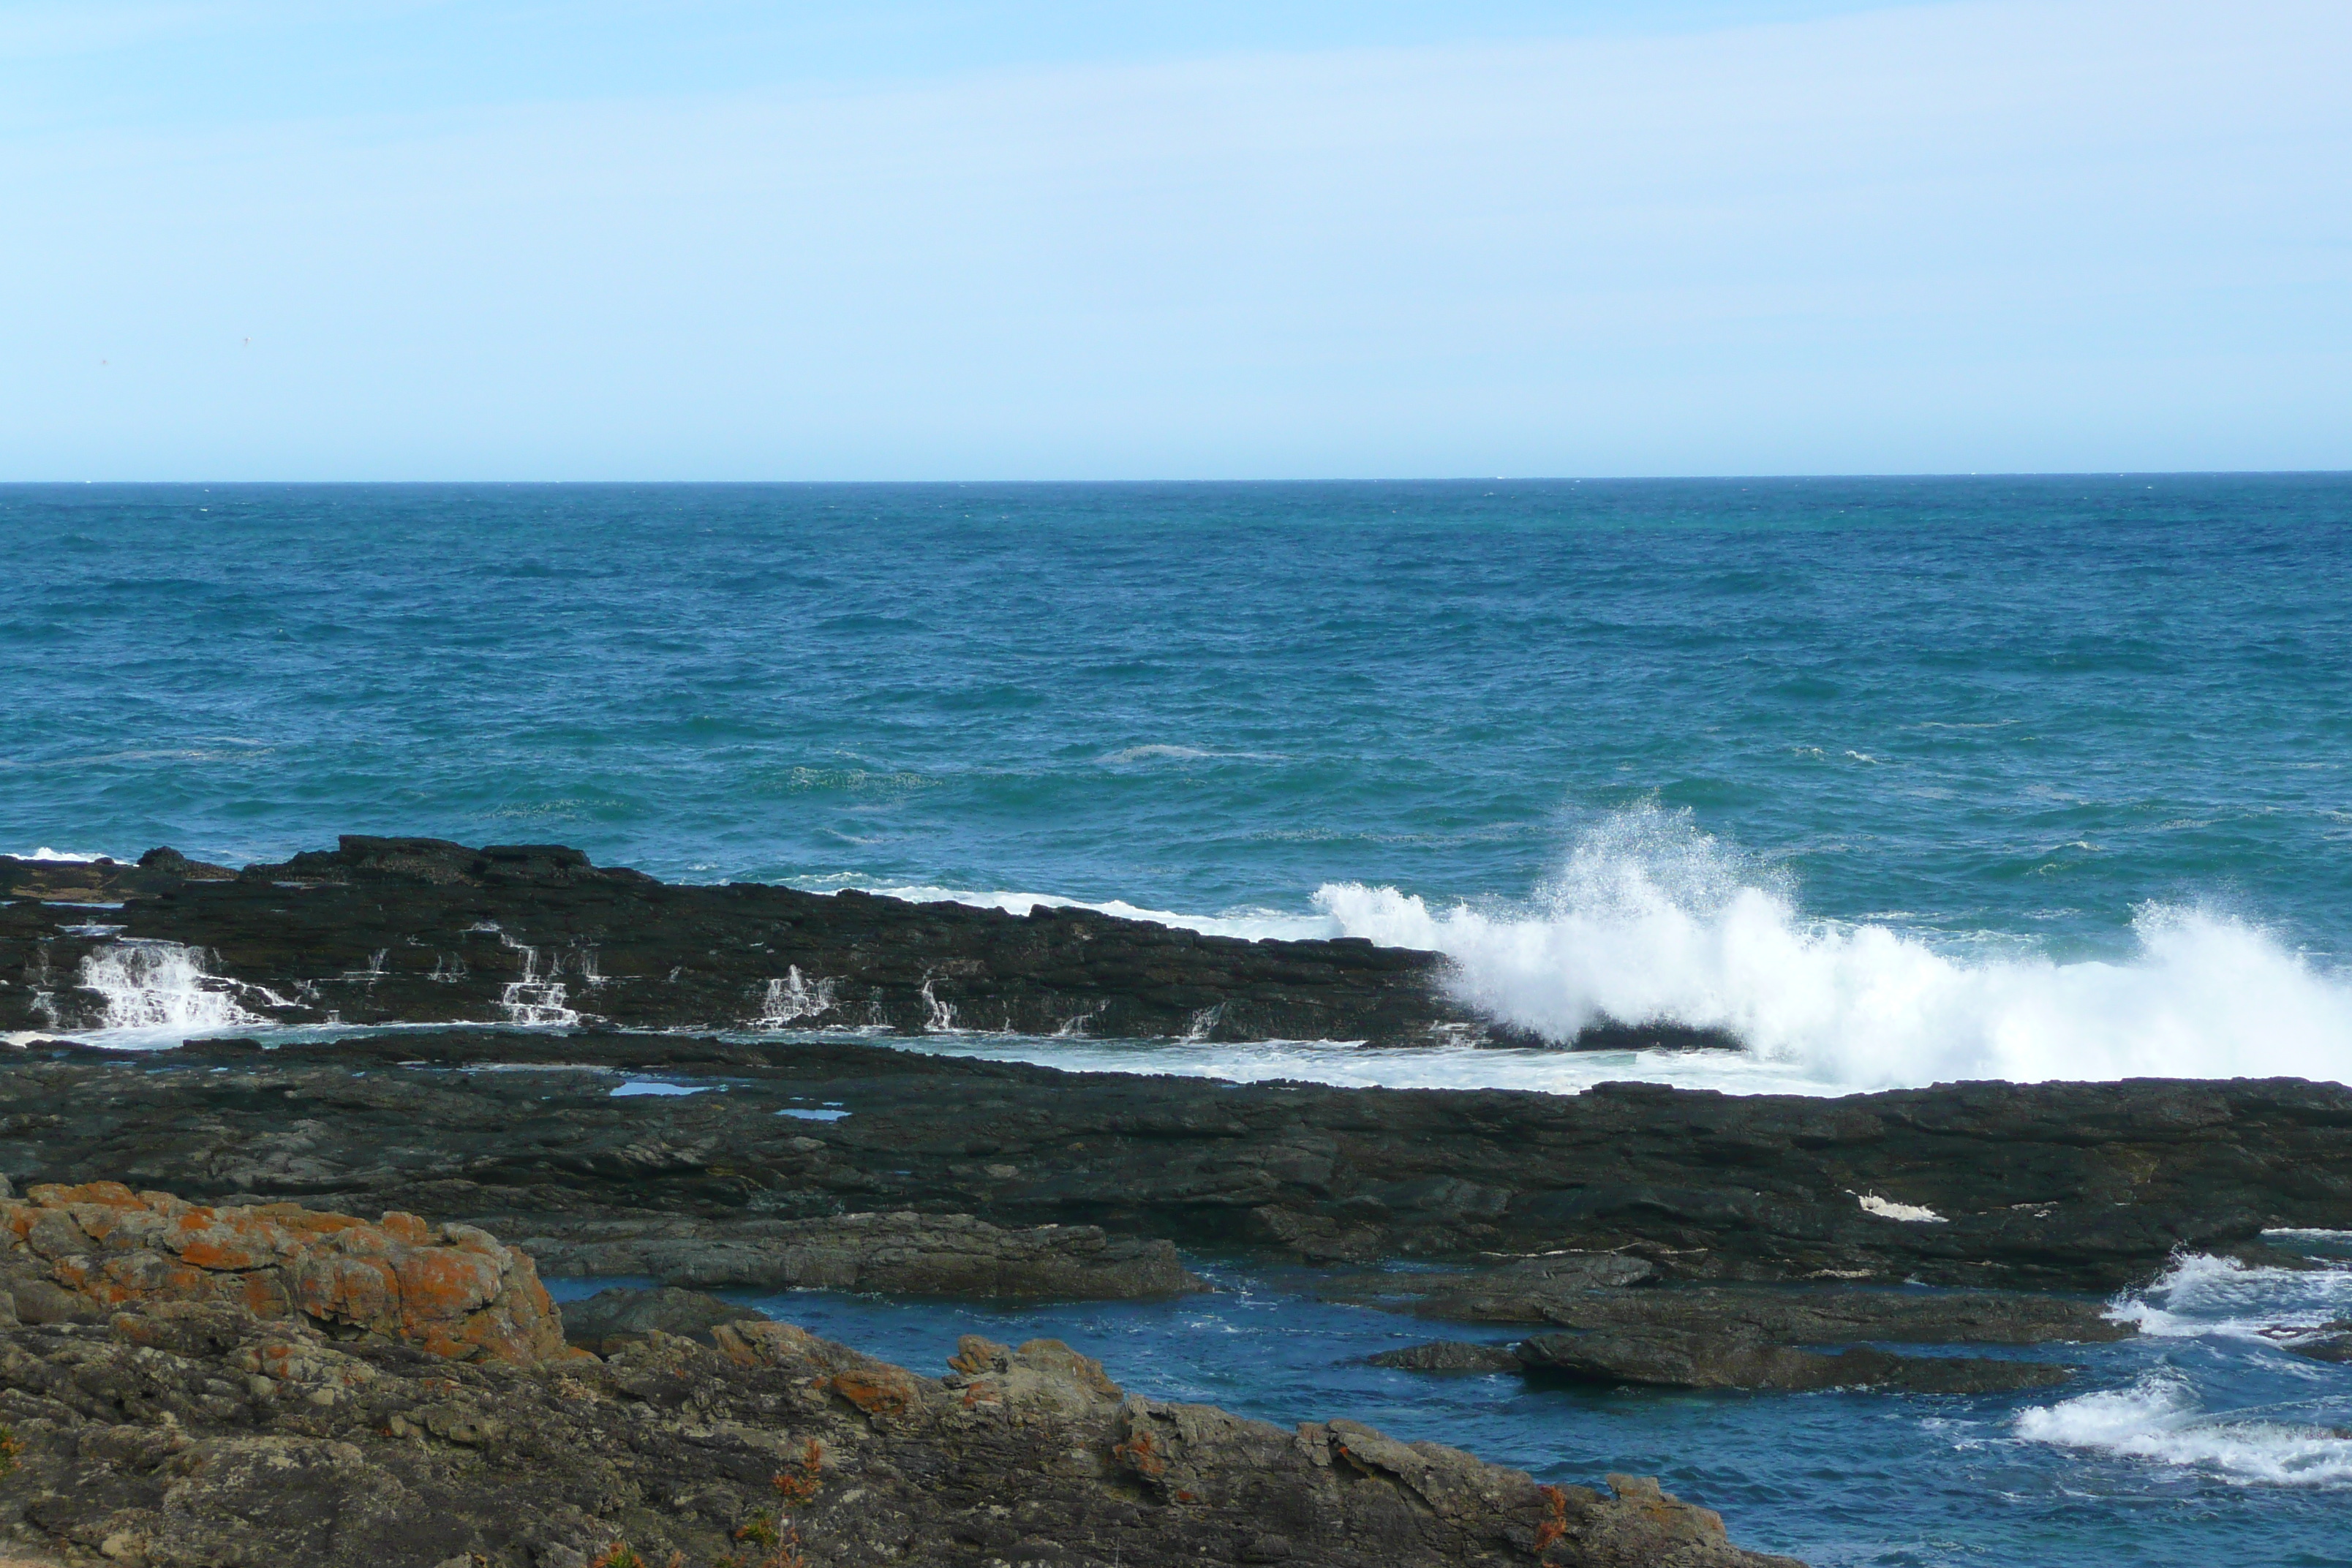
0,1424 -> 20,1477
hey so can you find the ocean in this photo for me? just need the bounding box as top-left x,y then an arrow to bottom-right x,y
7,476 -> 2352,1564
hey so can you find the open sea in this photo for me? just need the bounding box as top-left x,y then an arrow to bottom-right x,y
7,476 -> 2352,1564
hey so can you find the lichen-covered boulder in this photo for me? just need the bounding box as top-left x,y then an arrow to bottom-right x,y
0,1182 -> 565,1362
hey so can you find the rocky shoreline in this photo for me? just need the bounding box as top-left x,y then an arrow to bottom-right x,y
0,839 -> 1731,1049
8,838 -> 2352,1561
0,1181 -> 1797,1568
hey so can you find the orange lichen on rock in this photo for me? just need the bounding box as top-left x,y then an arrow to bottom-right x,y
0,1184 -> 565,1364
829,1365 -> 916,1416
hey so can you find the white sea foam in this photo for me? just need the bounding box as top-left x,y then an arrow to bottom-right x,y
18,847 -> 110,862
74,941 -> 261,1045
2015,1371 -> 2352,1486
2108,1252 -> 2352,1342
1315,805 -> 2352,1092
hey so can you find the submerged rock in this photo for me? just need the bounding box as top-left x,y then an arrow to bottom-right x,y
2273,1320 -> 2352,1363
1368,1339 -> 1526,1372
1516,1329 -> 2074,1395
1336,1275 -> 2130,1346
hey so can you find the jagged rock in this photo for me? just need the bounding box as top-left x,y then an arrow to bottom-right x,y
1368,1340 -> 1526,1372
1516,1328 -> 2073,1394
0,1232 -> 1806,1565
0,1183 -> 565,1364
555,1285 -> 764,1354
509,1210 -> 1205,1298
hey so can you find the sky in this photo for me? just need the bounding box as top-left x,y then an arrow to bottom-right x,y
2,0 -> 2347,479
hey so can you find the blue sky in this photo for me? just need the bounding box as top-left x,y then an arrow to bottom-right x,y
4,1 -> 2347,478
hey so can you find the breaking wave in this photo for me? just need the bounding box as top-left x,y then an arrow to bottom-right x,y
1316,806 -> 2352,1092
2014,1251 -> 2352,1488
2015,1371 -> 2352,1487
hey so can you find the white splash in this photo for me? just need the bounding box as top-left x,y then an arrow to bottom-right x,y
919,974 -> 957,1033
1856,1192 -> 1947,1224
76,941 -> 260,1038
2108,1252 -> 2352,1342
755,966 -> 838,1026
497,936 -> 578,1027
1317,804 -> 2352,1093
2016,1371 -> 2352,1486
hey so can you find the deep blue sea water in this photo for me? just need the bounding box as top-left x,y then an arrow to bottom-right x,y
10,478 -> 2352,1564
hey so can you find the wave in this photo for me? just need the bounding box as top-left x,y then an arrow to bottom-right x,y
2109,1251 -> 2352,1342
2011,1251 -> 2352,1488
2015,1370 -> 2352,1487
1316,805 -> 2352,1092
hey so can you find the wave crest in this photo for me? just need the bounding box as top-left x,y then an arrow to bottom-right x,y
1316,806 -> 2352,1091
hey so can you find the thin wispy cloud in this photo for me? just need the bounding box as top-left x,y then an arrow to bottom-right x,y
4,0 -> 2345,478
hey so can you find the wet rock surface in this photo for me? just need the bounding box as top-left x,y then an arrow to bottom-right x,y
506,1210 -> 1204,1300
2272,1321 -> 2352,1363
1368,1341 -> 1526,1373
1,839 -> 1531,1047
1324,1267 -> 2128,1344
0,1204 -> 1803,1568
1512,1331 -> 2073,1395
0,1029 -> 2343,1294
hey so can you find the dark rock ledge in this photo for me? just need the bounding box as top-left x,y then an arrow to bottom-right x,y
0,1182 -> 1800,1568
1,1029 -> 2340,1294
0,838 -> 1732,1049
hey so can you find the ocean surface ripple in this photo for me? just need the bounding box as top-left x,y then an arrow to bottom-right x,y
5,476 -> 2350,1094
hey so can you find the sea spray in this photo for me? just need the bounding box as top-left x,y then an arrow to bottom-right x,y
77,941 -> 259,1036
1317,807 -> 2352,1092
2016,1371 -> 2352,1487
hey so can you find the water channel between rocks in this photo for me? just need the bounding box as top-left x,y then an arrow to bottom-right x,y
551,1238 -> 2352,1568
